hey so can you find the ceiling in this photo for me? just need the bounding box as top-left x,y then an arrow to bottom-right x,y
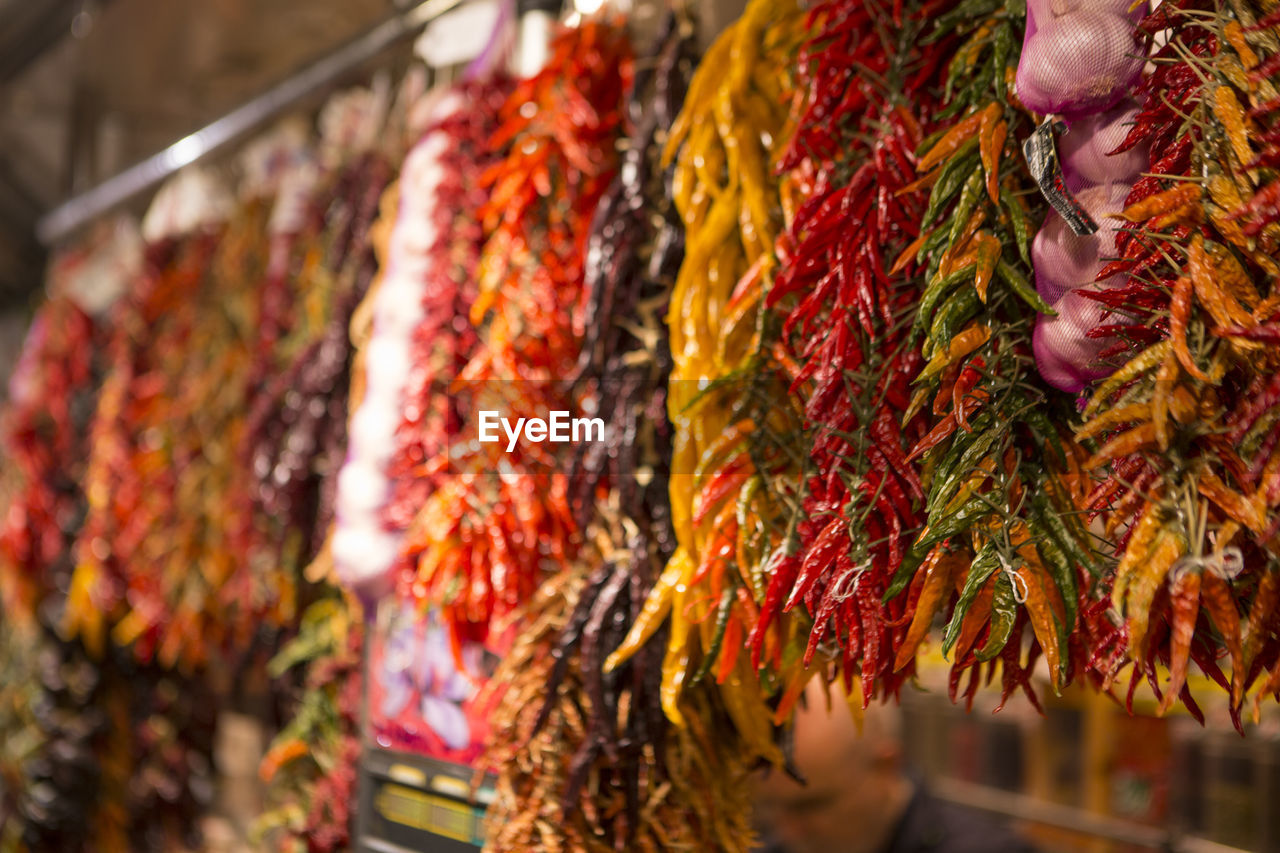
0,0 -> 745,312
0,0 -> 394,309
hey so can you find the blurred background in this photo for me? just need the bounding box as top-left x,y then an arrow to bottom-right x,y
3,3 -> 1280,852
0,0 -> 400,312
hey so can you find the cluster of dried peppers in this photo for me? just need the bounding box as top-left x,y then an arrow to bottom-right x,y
608,0 -> 1078,764
761,0 -> 949,713
74,205 -> 293,671
606,0 -> 812,769
254,596 -> 363,853
380,78 -> 512,575
886,0 -> 1094,709
20,3 -> 1280,851
1073,0 -> 1280,724
401,19 -> 632,650
247,142 -> 401,851
483,16 -> 756,851
0,292 -> 219,853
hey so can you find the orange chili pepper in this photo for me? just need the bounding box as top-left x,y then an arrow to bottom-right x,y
1189,235 -> 1253,329
1116,183 -> 1201,222
1213,85 -> 1253,169
1083,422 -> 1158,469
917,323 -> 991,382
893,546 -> 961,671
1160,568 -> 1201,713
1112,498 -> 1165,610
1169,275 -> 1210,381
1152,354 -> 1177,451
972,231 -> 1001,302
1126,530 -> 1185,665
260,739 -> 310,783
979,111 -> 1006,206
1198,570 -> 1244,702
1199,469 -> 1265,533
917,106 -> 988,173
891,229 -> 931,275
952,570 -> 996,662
1076,402 -> 1150,442
1224,21 -> 1258,70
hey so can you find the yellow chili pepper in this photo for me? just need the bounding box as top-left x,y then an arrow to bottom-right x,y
605,551 -> 690,673
1213,85 -> 1254,169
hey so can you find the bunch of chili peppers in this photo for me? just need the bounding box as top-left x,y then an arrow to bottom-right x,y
383,78 -> 512,544
0,295 -> 109,851
758,0 -> 950,714
68,219 -> 266,671
483,16 -> 754,851
1072,0 -> 1280,724
247,137 -> 405,852
0,296 -> 99,624
607,0 -> 811,768
401,19 -> 632,651
875,0 -> 1102,711
255,595 -> 363,853
245,151 -> 394,580
0,291 -> 219,853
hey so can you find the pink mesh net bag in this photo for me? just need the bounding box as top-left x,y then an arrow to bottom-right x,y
1016,0 -> 1145,118
1058,100 -> 1148,191
1018,1 -> 1150,393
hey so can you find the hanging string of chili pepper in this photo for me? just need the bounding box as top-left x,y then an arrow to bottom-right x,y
0,296 -> 99,625
889,0 -> 1095,707
376,78 -> 512,582
244,151 -> 393,587
253,595 -> 364,853
68,226 -> 247,669
0,288 -> 220,852
484,17 -> 754,851
1073,0 -> 1280,725
0,295 -> 114,851
606,0 -> 810,768
402,19 -> 632,650
758,0 -> 953,714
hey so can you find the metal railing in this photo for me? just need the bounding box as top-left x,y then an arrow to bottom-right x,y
932,777 -> 1255,853
35,0 -> 467,245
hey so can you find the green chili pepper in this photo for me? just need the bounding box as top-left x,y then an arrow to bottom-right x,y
996,259 -> 1056,315
927,412 -> 999,515
737,475 -> 765,599
1027,509 -> 1078,631
689,585 -> 735,686
1024,407 -> 1066,463
1000,194 -> 1031,267
926,0 -> 1001,43
943,542 -> 1000,654
1032,488 -> 1097,581
992,26 -> 1012,101
929,286 -> 982,346
947,168 -> 987,249
914,262 -> 978,336
920,224 -> 956,277
885,493 -> 992,601
922,141 -> 980,225
977,571 -> 1017,661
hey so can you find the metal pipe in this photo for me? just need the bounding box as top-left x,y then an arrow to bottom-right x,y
35,0 -> 466,246
930,777 -> 1253,853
